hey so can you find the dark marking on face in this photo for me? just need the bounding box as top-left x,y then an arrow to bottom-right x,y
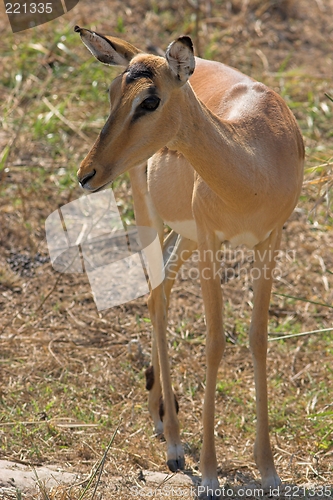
100,117 -> 112,138
145,365 -> 154,391
126,62 -> 155,84
159,394 -> 179,422
132,86 -> 160,123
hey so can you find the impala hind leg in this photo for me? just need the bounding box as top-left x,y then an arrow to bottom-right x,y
130,163 -> 196,447
145,231 -> 181,435
129,163 -> 165,435
147,234 -> 197,469
145,337 -> 164,434
250,229 -> 282,489
163,233 -> 197,305
196,230 -> 225,499
147,281 -> 185,470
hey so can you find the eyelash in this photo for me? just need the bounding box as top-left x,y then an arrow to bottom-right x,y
140,95 -> 160,111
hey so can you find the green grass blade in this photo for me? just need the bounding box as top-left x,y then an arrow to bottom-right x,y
269,327 -> 333,342
32,467 -> 51,500
273,292 -> 333,310
78,421 -> 121,500
0,144 -> 10,171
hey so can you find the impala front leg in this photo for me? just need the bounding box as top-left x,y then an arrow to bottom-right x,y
148,282 -> 185,471
146,233 -> 196,437
197,228 -> 225,499
250,229 -> 282,489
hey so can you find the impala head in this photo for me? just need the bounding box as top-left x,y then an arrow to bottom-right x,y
75,26 -> 195,191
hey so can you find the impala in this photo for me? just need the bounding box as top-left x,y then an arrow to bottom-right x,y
75,26 -> 304,497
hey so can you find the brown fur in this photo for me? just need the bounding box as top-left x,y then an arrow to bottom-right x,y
76,27 -> 304,493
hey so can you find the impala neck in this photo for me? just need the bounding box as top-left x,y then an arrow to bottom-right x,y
169,83 -> 257,208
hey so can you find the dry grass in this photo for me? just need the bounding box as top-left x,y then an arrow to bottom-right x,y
0,0 -> 333,498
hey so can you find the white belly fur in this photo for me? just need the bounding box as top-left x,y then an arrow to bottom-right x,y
165,220 -> 197,242
216,230 -> 259,249
165,221 -> 270,249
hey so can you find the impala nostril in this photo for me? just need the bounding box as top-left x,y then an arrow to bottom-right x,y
79,169 -> 96,188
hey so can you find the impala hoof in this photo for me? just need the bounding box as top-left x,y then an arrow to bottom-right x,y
154,420 -> 164,436
166,456 -> 185,472
261,473 -> 281,491
197,488 -> 221,500
198,479 -> 221,500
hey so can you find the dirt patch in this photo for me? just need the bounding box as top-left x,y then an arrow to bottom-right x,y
2,462 -> 331,500
0,460 -> 79,496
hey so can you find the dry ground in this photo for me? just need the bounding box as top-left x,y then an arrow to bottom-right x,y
0,0 -> 333,498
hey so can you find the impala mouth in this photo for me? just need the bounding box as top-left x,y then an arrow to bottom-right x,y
92,182 -> 112,193
79,175 -> 113,193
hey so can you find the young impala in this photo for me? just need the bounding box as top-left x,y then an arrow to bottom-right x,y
75,26 -> 304,497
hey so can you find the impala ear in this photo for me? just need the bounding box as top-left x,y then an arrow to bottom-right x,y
74,26 -> 141,66
165,36 -> 195,85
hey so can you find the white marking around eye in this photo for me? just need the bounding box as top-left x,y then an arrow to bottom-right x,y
131,95 -> 142,116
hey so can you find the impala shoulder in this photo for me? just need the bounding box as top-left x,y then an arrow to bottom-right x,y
216,81 -> 264,120
219,80 -> 290,121
232,81 -> 273,101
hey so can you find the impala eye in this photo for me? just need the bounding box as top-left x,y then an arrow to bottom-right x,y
140,95 -> 160,111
